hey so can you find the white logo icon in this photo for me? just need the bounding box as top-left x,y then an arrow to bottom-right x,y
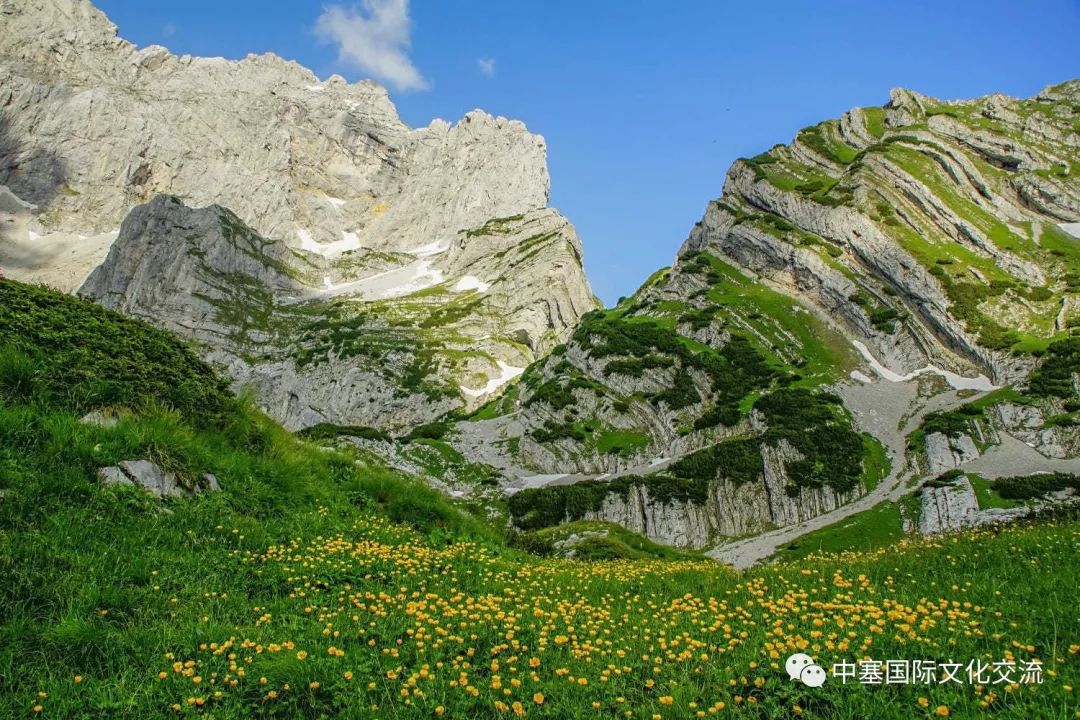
786,653 -> 826,687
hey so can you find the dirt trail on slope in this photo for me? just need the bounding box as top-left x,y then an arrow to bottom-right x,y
707,378 -> 985,569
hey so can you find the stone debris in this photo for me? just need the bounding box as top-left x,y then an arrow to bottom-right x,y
96,460 -> 221,498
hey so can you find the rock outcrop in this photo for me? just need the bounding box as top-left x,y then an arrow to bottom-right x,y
2,0 -> 599,428
97,459 -> 219,498
682,84 -> 1080,385
80,195 -> 595,429
581,461 -> 856,550
914,475 -> 1077,535
917,477 -> 982,534
923,431 -> 981,475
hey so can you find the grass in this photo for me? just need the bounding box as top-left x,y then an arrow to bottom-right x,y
862,107 -> 886,139
967,474 -> 1024,510
595,429 -> 651,456
773,501 -> 905,561
4,272 -> 1080,719
691,253 -> 857,386
0,280 -> 232,427
859,433 -> 890,492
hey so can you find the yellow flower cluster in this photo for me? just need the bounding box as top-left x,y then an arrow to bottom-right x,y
140,519 -> 1072,717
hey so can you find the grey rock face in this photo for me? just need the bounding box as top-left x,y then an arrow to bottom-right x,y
0,0 -> 548,283
203,473 -> 221,492
79,409 -> 118,428
97,459 -> 220,497
117,460 -> 185,498
97,465 -> 132,488
994,402 -> 1080,459
2,0 -> 599,428
579,440 -> 857,549
918,478 -> 981,534
80,196 -> 595,429
924,432 -> 982,475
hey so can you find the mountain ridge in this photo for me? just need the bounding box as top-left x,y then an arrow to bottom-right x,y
446,80 -> 1080,550
0,0 -> 600,429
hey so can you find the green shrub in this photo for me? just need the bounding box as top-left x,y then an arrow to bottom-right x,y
754,389 -> 863,492
1028,337 -> 1080,398
531,421 -> 588,444
921,405 -> 985,437
993,472 -> 1080,499
298,423 -> 392,442
404,421 -> 451,442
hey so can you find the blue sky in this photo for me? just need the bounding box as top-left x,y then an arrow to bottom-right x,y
97,1 -> 1079,305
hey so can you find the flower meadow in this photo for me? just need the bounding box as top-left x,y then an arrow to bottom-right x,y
1,280 -> 1076,719
8,496 -> 1076,719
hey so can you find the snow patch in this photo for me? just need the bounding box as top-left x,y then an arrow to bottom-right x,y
320,259 -> 444,299
297,228 -> 363,257
453,275 -> 490,293
0,184 -> 37,210
648,457 -> 670,467
507,474 -> 569,494
296,228 -> 317,252
1060,223 -> 1080,239
849,370 -> 874,384
852,340 -> 997,391
460,361 -> 524,398
304,84 -> 325,92
407,240 -> 449,257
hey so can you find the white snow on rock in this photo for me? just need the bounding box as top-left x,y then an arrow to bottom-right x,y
320,259 -> 445,299
849,370 -> 874,384
1060,223 -> 1080,239
1,184 -> 37,210
296,228 -> 316,251
852,340 -> 997,391
296,227 -> 363,257
304,84 -> 325,93
460,361 -> 524,398
453,275 -> 490,293
324,194 -> 347,208
407,240 -> 449,257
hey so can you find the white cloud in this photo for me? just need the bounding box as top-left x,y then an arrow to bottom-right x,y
477,57 -> 495,77
314,0 -> 429,92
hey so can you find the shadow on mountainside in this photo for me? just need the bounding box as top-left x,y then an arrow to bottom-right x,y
0,110 -> 68,213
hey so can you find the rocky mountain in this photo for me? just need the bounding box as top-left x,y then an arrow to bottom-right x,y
0,0 -> 598,429
451,82 -> 1080,549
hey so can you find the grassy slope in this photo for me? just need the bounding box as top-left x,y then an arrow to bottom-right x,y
773,501 -> 906,562
2,280 -> 1078,719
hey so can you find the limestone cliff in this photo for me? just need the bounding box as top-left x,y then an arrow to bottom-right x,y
0,0 -> 599,428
